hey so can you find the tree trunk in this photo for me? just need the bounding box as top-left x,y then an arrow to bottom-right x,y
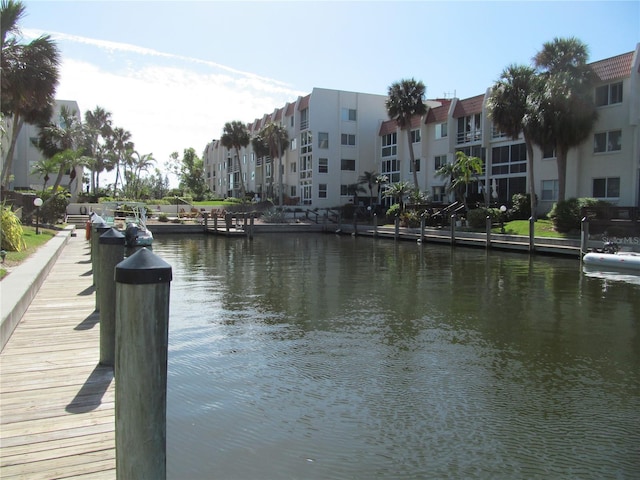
235,147 -> 246,198
406,129 -> 419,190
1,115 -> 24,187
277,143 -> 284,207
524,134 -> 537,220
556,144 -> 568,203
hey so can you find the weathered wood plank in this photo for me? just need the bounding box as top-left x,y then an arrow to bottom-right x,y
0,235 -> 115,479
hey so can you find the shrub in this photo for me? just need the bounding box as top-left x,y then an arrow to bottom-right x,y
510,193 -> 533,220
1,205 -> 26,252
261,207 -> 287,223
158,213 -> 169,222
466,208 -> 503,229
548,198 -> 610,233
386,203 -> 401,218
400,210 -> 420,228
40,190 -> 69,225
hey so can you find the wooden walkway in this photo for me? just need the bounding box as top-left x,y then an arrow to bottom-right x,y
0,235 -> 115,479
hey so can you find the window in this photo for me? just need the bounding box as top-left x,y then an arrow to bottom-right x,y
341,108 -> 356,121
435,123 -> 448,140
290,138 -> 297,150
593,177 -> 620,199
541,180 -> 558,201
432,186 -> 445,203
491,143 -> 526,175
542,144 -> 556,159
318,158 -> 328,173
382,158 -> 400,183
290,186 -> 297,197
300,131 -> 312,154
341,159 -> 355,171
411,129 -> 421,143
595,82 -> 623,107
300,108 -> 309,130
318,132 -> 329,149
382,133 -> 397,157
290,162 -> 297,173
318,183 -> 327,198
594,130 -> 622,153
457,114 -> 481,143
409,159 -> 421,172
434,155 -> 447,171
341,134 -> 356,146
250,152 -> 255,163
340,184 -> 349,196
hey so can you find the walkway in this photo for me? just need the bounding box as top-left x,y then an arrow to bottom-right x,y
0,234 -> 115,479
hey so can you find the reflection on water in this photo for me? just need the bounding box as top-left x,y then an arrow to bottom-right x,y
153,234 -> 640,479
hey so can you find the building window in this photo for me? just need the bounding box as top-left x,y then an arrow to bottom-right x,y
318,158 -> 328,173
432,185 -> 445,203
290,162 -> 297,173
340,184 -> 349,196
341,159 -> 355,171
409,159 -> 421,172
435,122 -> 448,139
290,186 -> 297,197
300,108 -> 309,130
542,144 -> 556,159
434,155 -> 447,171
457,114 -> 481,143
411,129 -> 421,143
318,132 -> 329,149
382,158 -> 400,183
300,131 -> 312,154
491,143 -> 526,175
319,183 -> 327,198
290,138 -> 297,150
341,108 -> 356,121
290,115 -> 294,128
341,134 -> 356,146
595,82 -> 623,107
594,130 -> 622,153
382,132 -> 397,157
593,177 -> 620,199
541,180 -> 558,201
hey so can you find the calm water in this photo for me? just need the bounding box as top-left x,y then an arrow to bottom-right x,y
152,234 -> 640,480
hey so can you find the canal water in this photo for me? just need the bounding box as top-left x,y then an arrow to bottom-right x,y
152,234 -> 640,479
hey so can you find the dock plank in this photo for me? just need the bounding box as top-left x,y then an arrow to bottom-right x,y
0,235 -> 115,479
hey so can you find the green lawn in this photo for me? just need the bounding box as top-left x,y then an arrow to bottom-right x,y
494,219 -> 574,238
0,226 -> 57,280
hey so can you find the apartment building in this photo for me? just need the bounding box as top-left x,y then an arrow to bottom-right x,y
204,88 -> 388,208
205,45 -> 639,214
378,44 -> 640,214
3,99 -> 83,198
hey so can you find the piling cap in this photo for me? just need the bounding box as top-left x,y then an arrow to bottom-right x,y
99,227 -> 125,245
115,247 -> 172,284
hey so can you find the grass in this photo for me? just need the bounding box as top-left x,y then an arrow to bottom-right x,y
493,219 -> 575,238
0,226 -> 57,280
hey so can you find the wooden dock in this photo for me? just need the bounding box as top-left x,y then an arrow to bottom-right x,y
0,235 -> 115,479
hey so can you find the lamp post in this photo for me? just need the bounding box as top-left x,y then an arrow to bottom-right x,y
500,204 -> 507,234
33,197 -> 43,235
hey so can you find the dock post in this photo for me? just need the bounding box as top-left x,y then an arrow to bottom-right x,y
115,248 -> 172,480
529,217 -> 535,254
450,214 -> 456,246
420,213 -> 426,243
243,213 -> 248,231
353,213 -> 358,236
92,223 -> 111,310
486,215 -> 492,249
213,214 -> 218,232
225,213 -> 231,233
98,228 -> 125,367
581,217 -> 589,258
373,213 -> 378,237
249,214 -> 254,240
394,215 -> 399,240
203,212 -> 208,232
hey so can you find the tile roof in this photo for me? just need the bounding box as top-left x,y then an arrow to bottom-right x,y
590,51 -> 634,82
298,94 -> 310,110
379,119 -> 396,136
273,108 -> 283,121
425,99 -> 452,124
285,102 -> 295,116
453,94 -> 485,118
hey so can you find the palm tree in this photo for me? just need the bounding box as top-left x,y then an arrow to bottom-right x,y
375,174 -> 388,206
106,127 -> 133,196
385,79 -> 427,190
1,0 -> 61,187
358,170 -> 380,206
251,131 -> 270,199
383,181 -> 413,212
30,157 -> 57,192
436,151 -> 483,210
531,37 -> 598,202
487,64 -> 541,219
220,120 -> 250,198
128,151 -> 155,199
260,122 -> 289,205
83,106 -> 112,193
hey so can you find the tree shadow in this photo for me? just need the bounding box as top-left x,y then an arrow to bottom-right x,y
80,269 -> 93,277
77,259 -> 92,264
65,363 -> 113,414
75,311 -> 99,330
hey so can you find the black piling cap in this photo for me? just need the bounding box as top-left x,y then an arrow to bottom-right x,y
115,247 -> 172,284
99,227 -> 125,245
96,224 -> 111,236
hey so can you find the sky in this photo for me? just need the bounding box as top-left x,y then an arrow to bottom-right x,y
19,0 -> 640,185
